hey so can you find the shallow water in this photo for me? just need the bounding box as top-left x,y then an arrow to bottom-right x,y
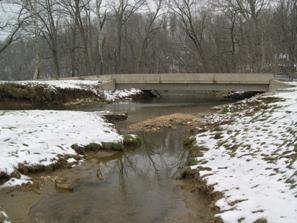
83,96 -> 230,126
0,96 -> 230,223
28,129 -> 211,223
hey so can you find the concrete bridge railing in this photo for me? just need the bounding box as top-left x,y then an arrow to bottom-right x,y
64,73 -> 282,92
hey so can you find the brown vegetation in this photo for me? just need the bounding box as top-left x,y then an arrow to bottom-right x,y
128,113 -> 200,132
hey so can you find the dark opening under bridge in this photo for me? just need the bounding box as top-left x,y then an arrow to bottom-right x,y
69,73 -> 288,92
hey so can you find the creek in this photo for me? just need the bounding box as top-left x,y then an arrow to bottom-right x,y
0,95 -> 231,223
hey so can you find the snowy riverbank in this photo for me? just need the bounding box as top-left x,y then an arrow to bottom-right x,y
190,85 -> 297,222
4,80 -> 142,101
0,110 -> 123,187
0,80 -> 142,108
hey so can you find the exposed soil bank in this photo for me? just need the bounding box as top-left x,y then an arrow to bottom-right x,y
0,82 -> 102,109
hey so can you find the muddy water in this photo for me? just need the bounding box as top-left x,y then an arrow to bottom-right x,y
0,97 -> 230,223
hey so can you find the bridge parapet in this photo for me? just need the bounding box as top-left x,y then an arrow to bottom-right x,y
98,73 -> 273,84
64,73 -> 275,92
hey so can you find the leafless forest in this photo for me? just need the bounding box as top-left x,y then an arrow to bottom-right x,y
0,0 -> 296,80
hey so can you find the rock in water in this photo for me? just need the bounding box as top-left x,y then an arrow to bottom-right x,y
101,111 -> 128,122
123,134 -> 141,147
55,177 -> 74,192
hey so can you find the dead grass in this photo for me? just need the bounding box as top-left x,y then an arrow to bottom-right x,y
128,113 -> 200,132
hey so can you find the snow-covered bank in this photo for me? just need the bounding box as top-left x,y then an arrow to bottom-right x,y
0,80 -> 102,90
0,110 -> 123,186
191,86 -> 297,222
0,80 -> 142,107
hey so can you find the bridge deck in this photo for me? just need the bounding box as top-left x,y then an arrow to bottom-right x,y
65,73 -> 275,92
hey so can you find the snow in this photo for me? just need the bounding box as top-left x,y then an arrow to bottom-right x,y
0,80 -> 141,101
0,80 -> 102,89
0,110 -> 123,183
191,85 -> 297,222
104,88 -> 142,101
0,175 -> 32,189
67,158 -> 77,164
0,211 -> 11,223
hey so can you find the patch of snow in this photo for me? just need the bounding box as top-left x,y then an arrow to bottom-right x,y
0,211 -> 11,223
0,110 -> 122,179
0,175 -> 32,189
67,158 -> 77,164
104,88 -> 142,101
129,134 -> 138,139
0,80 -> 102,91
191,85 -> 297,222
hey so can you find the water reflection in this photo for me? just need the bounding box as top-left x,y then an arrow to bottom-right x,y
29,128 -> 193,223
27,96 -> 227,223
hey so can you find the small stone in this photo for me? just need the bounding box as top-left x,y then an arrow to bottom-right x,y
55,177 -> 74,192
10,170 -> 21,179
102,112 -> 128,122
123,134 -> 141,147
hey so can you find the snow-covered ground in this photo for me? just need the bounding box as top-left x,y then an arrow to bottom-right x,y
104,89 -> 142,101
0,80 -> 142,102
0,210 -> 10,223
0,80 -> 102,90
0,110 -> 123,187
191,86 -> 297,223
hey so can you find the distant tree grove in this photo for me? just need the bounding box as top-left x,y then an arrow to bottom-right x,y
0,0 -> 296,80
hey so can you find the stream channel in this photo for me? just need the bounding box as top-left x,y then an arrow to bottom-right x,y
0,95 -> 231,223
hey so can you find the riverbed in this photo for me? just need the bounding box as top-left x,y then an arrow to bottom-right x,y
0,96 -> 231,223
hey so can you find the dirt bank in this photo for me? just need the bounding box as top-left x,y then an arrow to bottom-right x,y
0,82 -> 103,109
128,113 -> 202,132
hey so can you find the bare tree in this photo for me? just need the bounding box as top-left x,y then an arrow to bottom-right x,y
0,1 -> 27,54
273,0 -> 297,78
36,0 -> 61,79
109,0 -> 146,73
59,0 -> 92,75
217,0 -> 270,71
171,0 -> 210,72
1,0 -> 297,80
94,0 -> 107,74
137,0 -> 163,72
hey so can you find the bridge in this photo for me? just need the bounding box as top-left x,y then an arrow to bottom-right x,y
68,73 -> 288,92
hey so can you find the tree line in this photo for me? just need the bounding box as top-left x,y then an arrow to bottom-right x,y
0,0 -> 296,80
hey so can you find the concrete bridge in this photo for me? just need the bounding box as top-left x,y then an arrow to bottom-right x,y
69,73 -> 287,92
